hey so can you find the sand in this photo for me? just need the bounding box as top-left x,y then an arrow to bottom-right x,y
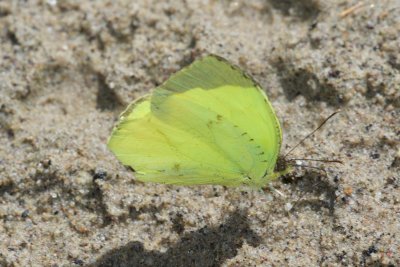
0,0 -> 399,266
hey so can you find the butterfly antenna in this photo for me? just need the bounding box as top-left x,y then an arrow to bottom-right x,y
289,158 -> 343,165
292,164 -> 328,176
284,110 -> 340,158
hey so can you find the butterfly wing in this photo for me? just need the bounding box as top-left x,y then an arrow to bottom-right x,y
108,55 -> 282,187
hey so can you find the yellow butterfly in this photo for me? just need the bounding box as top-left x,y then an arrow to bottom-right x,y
108,55 -> 291,187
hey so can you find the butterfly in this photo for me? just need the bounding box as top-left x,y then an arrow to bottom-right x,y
108,55 -> 292,188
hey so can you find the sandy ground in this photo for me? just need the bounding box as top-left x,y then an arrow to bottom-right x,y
0,0 -> 399,266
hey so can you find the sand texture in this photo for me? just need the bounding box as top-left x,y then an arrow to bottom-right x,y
0,0 -> 399,266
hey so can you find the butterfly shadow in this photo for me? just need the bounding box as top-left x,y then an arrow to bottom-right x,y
282,170 -> 338,216
89,209 -> 261,267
